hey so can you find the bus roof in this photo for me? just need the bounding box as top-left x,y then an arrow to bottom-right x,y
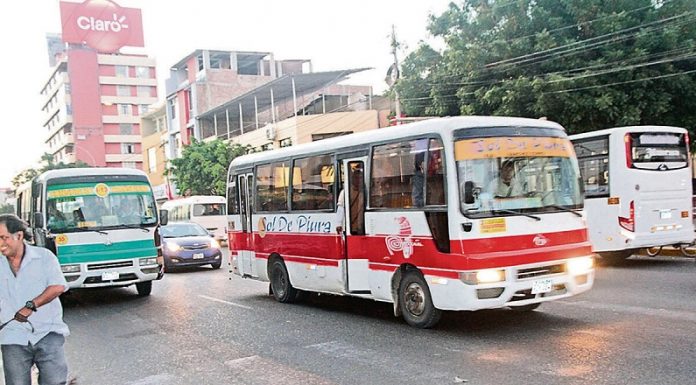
230,116 -> 564,168
35,167 -> 149,183
570,125 -> 687,140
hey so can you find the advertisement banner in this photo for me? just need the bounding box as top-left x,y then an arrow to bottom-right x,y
60,0 -> 144,53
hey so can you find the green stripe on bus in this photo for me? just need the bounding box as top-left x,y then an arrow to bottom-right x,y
56,239 -> 157,264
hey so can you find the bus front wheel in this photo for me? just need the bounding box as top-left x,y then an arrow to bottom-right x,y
399,271 -> 442,329
270,259 -> 298,303
136,281 -> 152,296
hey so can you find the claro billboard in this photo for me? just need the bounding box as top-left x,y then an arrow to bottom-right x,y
60,0 -> 144,53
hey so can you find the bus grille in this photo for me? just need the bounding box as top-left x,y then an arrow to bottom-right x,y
516,264 -> 565,280
87,261 -> 134,271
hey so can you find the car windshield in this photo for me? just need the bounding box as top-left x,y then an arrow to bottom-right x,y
456,136 -> 583,218
160,224 -> 209,237
46,182 -> 157,232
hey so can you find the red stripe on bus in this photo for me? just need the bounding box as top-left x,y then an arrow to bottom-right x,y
228,228 -> 590,271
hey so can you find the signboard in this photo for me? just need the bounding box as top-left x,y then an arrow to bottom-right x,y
455,137 -> 575,161
60,0 -> 144,53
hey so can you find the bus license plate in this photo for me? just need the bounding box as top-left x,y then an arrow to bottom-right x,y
193,253 -> 204,259
101,272 -> 119,281
531,279 -> 553,294
660,210 -> 672,219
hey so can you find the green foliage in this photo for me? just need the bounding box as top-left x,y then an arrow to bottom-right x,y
0,203 -> 14,214
12,153 -> 91,187
169,139 -> 250,196
395,0 -> 696,135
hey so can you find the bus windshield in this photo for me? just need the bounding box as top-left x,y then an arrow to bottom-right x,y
456,137 -> 583,217
629,132 -> 688,169
46,182 -> 157,232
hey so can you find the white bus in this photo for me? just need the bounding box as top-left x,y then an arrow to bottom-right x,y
15,168 -> 165,296
571,126 -> 694,263
227,116 -> 594,328
160,195 -> 228,243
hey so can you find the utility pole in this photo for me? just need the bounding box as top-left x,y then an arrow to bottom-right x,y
388,24 -> 402,124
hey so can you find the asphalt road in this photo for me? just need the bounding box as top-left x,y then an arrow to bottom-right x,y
25,252 -> 696,384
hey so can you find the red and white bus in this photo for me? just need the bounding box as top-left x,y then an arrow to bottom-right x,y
226,116 -> 594,328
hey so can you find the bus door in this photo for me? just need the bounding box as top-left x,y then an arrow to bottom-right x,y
237,173 -> 258,277
341,158 -> 370,293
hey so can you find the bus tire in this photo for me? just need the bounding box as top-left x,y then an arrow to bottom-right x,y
598,250 -> 632,265
136,281 -> 152,296
510,303 -> 541,312
679,243 -> 696,257
269,259 -> 298,303
399,271 -> 441,329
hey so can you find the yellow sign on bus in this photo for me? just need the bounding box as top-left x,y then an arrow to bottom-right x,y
455,137 -> 575,160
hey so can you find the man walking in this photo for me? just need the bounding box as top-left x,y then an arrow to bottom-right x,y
0,214 -> 69,385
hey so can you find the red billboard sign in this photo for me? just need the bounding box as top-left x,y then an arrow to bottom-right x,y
60,0 -> 144,53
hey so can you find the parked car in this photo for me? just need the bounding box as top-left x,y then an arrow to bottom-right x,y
160,222 -> 223,270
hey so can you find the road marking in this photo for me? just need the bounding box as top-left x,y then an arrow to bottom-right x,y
198,294 -> 253,310
558,300 -> 696,322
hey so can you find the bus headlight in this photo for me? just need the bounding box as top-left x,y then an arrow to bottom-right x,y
61,264 -> 81,273
460,269 -> 506,284
140,257 -> 158,267
567,256 -> 593,275
165,242 -> 181,252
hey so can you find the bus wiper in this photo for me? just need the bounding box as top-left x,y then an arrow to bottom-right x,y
120,224 -> 151,232
491,209 -> 541,221
547,204 -> 582,217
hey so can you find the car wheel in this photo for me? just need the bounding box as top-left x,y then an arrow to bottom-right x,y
136,281 -> 152,296
399,270 -> 441,329
269,259 -> 297,303
211,261 -> 222,269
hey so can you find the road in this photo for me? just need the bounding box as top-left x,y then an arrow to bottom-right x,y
38,252 -> 696,384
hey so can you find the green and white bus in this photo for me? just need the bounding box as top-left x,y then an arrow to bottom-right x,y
15,168 -> 166,296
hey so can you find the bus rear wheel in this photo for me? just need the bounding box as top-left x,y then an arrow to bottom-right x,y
399,271 -> 441,329
136,281 -> 152,296
270,259 -> 298,303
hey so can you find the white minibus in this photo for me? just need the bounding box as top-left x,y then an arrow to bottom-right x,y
160,195 -> 228,243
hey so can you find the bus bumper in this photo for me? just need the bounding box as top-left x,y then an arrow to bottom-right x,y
426,257 -> 595,311
61,257 -> 161,289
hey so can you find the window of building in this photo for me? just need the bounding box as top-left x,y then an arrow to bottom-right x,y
196,54 -> 205,71
147,148 -> 157,173
260,143 -> 274,151
119,124 -> 134,135
137,86 -> 150,97
255,162 -> 289,212
117,85 -> 130,97
115,65 -> 129,77
291,154 -> 334,211
118,104 -> 132,116
168,97 -> 177,119
121,143 -> 136,154
136,66 -> 149,79
279,138 -> 292,148
122,162 -> 136,169
138,105 -> 149,115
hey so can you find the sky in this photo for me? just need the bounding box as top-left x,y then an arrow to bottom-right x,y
0,0 -> 453,188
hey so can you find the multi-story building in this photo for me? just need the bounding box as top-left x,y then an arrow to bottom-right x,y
140,103 -> 172,202
41,0 -> 156,169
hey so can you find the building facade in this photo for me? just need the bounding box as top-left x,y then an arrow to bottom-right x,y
41,0 -> 156,170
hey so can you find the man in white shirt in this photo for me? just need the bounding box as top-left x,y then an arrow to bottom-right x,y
0,214 -> 69,385
491,160 -> 525,198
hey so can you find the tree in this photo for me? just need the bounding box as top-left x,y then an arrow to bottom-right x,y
12,153 -> 91,187
395,0 -> 696,135
0,203 -> 14,214
169,139 -> 250,196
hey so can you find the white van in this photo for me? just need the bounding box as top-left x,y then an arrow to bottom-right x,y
160,195 -> 229,243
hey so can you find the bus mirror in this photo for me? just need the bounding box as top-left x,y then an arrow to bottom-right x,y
464,181 -> 476,204
159,209 -> 168,226
33,212 -> 44,228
